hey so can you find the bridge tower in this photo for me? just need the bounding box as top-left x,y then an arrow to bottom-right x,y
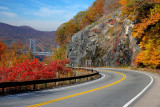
29,39 -> 36,53
29,39 -> 52,56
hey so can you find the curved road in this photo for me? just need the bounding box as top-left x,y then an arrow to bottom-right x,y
0,68 -> 153,107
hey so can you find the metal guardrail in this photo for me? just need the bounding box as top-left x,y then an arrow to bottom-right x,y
0,68 -> 99,94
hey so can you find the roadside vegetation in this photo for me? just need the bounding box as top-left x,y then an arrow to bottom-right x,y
0,41 -> 73,82
0,41 -> 98,95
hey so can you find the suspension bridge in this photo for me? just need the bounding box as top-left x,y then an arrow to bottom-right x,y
24,39 -> 53,56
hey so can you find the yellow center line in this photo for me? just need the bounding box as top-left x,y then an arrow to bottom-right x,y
27,70 -> 126,107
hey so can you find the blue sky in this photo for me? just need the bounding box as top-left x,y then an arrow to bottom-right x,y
0,0 -> 95,31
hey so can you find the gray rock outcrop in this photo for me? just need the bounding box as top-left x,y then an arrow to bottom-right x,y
67,9 -> 140,67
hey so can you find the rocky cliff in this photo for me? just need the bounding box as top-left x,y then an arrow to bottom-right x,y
67,9 -> 140,67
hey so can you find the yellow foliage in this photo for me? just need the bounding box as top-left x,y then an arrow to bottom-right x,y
136,39 -> 160,68
44,44 -> 67,64
52,44 -> 67,60
0,41 -> 6,61
119,0 -> 127,16
135,21 -> 160,68
0,43 -> 34,67
120,0 -> 160,68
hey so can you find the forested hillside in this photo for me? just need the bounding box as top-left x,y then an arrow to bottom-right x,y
55,0 -> 121,45
56,0 -> 160,69
0,22 -> 56,49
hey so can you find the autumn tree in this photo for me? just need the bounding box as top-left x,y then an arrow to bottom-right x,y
0,42 -> 34,67
55,20 -> 79,45
0,41 -> 6,61
82,0 -> 105,27
105,0 -> 120,13
44,44 -> 67,64
52,44 -> 67,60
119,0 -> 160,68
55,0 -> 105,45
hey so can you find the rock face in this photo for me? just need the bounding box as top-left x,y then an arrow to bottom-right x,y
67,9 -> 140,67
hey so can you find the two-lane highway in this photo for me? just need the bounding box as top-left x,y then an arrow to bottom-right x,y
0,68 -> 153,107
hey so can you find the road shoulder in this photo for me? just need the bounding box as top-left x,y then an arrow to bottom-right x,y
133,71 -> 160,107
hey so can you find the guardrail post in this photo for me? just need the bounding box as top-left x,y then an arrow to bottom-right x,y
54,82 -> 56,87
56,72 -> 58,86
33,84 -> 36,90
19,85 -> 21,92
75,71 -> 78,83
2,88 -> 4,95
63,70 -> 65,85
44,83 -> 47,88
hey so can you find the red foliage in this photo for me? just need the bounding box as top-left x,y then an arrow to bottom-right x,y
109,19 -> 116,25
115,60 -> 120,66
109,22 -> 114,25
0,59 -> 71,82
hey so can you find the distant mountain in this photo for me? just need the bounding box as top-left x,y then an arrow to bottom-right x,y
0,22 -> 56,50
18,26 -> 35,30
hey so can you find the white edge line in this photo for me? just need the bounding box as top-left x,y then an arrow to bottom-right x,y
100,68 -> 154,107
123,70 -> 154,107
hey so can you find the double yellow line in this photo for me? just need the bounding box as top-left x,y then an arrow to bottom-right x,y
27,70 -> 126,107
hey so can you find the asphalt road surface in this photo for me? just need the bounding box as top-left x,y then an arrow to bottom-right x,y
0,68 -> 153,107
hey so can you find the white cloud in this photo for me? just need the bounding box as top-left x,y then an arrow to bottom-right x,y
22,20 -> 62,31
66,4 -> 89,10
34,7 -> 64,17
0,6 -> 9,10
0,11 -> 17,18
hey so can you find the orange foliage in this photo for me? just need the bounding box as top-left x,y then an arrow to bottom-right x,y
82,0 -> 105,27
0,42 -> 34,67
119,0 -> 127,15
55,20 -> 79,45
106,0 -> 120,13
132,4 -> 160,38
0,41 -> 6,60
56,0 -> 121,45
151,0 -> 160,3
56,0 -> 105,45
136,39 -> 160,68
120,0 -> 160,68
